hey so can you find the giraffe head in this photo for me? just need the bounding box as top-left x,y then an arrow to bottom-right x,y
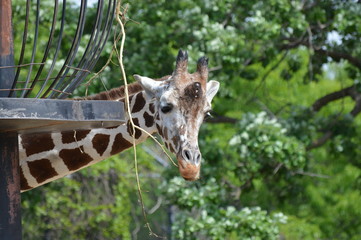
134,50 -> 219,181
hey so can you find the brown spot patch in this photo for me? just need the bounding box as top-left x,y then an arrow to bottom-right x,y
171,135 -> 180,150
132,92 -> 146,113
169,143 -> 175,153
28,159 -> 58,184
21,133 -> 55,156
59,147 -> 93,171
20,167 -> 32,191
156,124 -> 163,136
92,134 -> 110,156
163,127 -> 169,140
179,82 -> 205,123
144,111 -> 154,128
149,103 -> 155,114
111,133 -> 133,155
127,118 -> 142,139
184,82 -> 203,101
62,130 -> 91,144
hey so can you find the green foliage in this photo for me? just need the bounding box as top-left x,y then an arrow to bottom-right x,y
15,0 -> 361,239
304,165 -> 361,239
230,112 -> 306,181
163,177 -> 285,240
280,215 -> 322,240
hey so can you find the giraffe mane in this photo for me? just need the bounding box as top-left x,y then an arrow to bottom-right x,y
81,75 -> 171,101
83,82 -> 143,101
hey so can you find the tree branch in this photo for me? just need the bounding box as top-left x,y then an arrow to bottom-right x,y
314,49 -> 361,70
307,131 -> 333,150
311,85 -> 355,112
206,86 -> 361,150
280,39 -> 361,70
206,115 -> 238,124
292,170 -> 331,179
308,85 -> 361,150
350,94 -> 361,117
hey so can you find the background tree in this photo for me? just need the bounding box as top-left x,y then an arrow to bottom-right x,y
15,0 -> 361,239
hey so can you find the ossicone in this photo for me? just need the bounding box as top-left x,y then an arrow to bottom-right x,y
174,49 -> 188,76
197,56 -> 209,80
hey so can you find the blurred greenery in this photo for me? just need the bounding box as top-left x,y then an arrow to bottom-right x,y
12,0 -> 361,239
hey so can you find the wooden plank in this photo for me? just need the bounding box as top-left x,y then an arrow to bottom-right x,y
0,132 -> 21,240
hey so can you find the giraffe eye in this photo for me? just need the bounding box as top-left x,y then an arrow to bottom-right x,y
204,111 -> 213,121
161,103 -> 173,114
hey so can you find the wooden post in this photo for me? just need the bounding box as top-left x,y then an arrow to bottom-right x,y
0,0 -> 21,239
0,133 -> 22,240
0,0 -> 15,97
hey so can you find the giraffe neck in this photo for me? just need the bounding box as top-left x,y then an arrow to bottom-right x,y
19,91 -> 157,192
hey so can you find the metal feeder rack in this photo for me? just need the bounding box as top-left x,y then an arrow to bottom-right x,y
0,1 -> 124,239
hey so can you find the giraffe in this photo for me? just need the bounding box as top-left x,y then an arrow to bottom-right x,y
19,50 -> 220,192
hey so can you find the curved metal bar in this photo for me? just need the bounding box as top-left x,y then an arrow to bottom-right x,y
47,0 -> 88,98
83,0 -> 116,74
9,0 -> 31,98
86,0 -> 116,70
60,0 -> 114,98
57,0 -> 104,98
39,0 -> 67,98
20,0 -> 40,98
25,0 -> 59,98
8,0 -> 116,99
60,0 -> 116,98
83,0 -> 116,79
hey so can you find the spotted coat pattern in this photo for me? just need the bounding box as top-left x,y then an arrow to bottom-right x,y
19,91 -> 156,191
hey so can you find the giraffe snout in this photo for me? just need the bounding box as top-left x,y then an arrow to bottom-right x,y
178,148 -> 201,181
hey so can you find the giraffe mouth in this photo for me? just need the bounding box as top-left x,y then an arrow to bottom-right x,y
177,157 -> 201,181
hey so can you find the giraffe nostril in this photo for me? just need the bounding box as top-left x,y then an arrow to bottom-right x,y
182,149 -> 192,162
194,152 -> 201,165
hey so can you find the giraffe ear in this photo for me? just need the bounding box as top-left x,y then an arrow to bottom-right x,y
134,74 -> 163,98
206,80 -> 220,104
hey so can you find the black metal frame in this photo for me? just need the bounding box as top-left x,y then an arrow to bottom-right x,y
2,0 -> 116,99
0,1 -> 123,239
